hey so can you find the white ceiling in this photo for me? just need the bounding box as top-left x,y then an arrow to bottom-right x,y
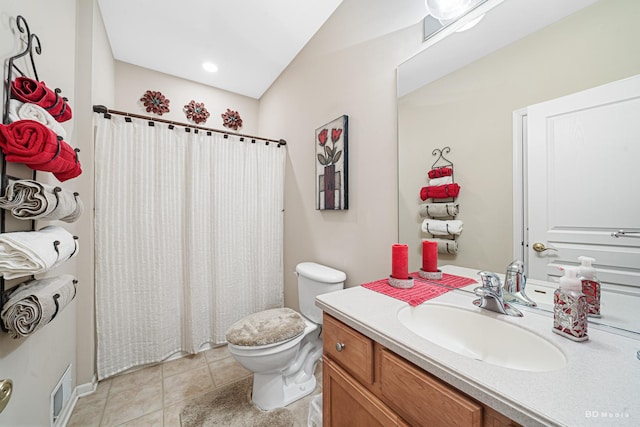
97,0 -> 343,99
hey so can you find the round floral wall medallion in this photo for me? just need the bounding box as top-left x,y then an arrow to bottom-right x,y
221,108 -> 243,131
140,90 -> 170,115
184,100 -> 210,124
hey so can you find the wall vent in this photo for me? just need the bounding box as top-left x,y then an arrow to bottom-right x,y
51,365 -> 72,426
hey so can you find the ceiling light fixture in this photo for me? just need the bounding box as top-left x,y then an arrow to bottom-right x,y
455,14 -> 485,32
202,62 -> 218,73
425,0 -> 476,21
423,0 -> 504,44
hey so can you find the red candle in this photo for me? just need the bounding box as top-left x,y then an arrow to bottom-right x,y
422,240 -> 438,272
392,244 -> 409,280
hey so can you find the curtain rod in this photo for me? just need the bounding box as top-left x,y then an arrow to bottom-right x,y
92,105 -> 286,146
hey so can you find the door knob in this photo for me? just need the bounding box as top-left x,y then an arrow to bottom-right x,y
532,242 -> 557,253
0,379 -> 12,414
335,342 -> 345,352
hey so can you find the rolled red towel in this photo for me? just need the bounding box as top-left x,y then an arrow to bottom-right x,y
0,119 -> 52,163
428,167 -> 453,179
0,120 -> 82,182
26,138 -> 82,182
419,183 -> 460,201
11,76 -> 72,123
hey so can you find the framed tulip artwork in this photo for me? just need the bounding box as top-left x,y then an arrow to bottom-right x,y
315,115 -> 349,210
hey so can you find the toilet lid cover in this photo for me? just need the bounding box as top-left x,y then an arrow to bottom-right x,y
225,307 -> 306,346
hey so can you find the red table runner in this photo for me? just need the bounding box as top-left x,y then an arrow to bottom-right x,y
361,272 -> 477,307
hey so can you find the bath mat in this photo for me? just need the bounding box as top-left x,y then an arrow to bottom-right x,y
180,377 -> 295,427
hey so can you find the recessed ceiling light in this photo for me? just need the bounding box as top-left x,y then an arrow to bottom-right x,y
202,62 -> 218,73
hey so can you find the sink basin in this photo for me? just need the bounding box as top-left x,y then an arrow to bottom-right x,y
397,303 -> 566,372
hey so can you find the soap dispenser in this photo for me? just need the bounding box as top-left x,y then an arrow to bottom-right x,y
578,256 -> 601,317
553,267 -> 588,342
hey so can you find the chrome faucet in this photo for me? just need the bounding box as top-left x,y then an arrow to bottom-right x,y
473,271 -> 523,317
503,260 -> 537,307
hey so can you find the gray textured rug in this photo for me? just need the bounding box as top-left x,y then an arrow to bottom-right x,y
180,377 -> 295,427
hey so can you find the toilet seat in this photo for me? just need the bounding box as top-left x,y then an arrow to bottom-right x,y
226,307 -> 306,347
227,331 -> 307,359
230,331 -> 304,350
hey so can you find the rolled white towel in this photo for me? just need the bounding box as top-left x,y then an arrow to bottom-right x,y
0,225 -> 78,279
421,219 -> 464,236
428,176 -> 453,186
1,274 -> 77,338
9,99 -> 68,139
0,179 -> 83,222
419,203 -> 459,218
424,238 -> 459,254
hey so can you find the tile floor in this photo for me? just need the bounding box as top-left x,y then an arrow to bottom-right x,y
67,345 -> 320,426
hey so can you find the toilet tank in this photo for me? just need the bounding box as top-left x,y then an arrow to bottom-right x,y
296,262 -> 346,324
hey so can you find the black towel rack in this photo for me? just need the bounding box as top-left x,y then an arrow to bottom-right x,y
423,146 -> 460,245
430,146 -> 455,183
3,15 -> 41,125
1,15 -> 42,299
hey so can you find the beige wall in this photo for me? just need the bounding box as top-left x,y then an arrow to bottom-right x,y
258,0 -> 426,308
398,0 -> 640,273
73,0 -> 116,389
114,62 -> 260,135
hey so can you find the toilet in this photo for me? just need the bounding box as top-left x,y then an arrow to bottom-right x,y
226,262 -> 346,410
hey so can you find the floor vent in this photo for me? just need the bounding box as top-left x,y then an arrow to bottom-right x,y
51,365 -> 72,426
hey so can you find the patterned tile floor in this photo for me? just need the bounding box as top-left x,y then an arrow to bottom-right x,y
68,345 -> 320,426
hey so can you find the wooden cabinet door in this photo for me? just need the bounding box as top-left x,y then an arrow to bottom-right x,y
323,314 -> 374,385
483,406 -> 522,427
379,349 -> 482,427
323,357 -> 400,427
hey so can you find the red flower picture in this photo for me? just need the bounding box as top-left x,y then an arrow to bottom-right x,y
317,128 -> 342,167
315,115 -> 349,210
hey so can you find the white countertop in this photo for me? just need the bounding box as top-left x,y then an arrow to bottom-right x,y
316,266 -> 640,427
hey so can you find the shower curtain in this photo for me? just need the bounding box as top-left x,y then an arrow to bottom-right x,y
94,113 -> 286,379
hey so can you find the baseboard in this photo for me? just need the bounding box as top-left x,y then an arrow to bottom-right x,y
56,375 -> 97,427
75,374 -> 98,397
54,389 -> 76,427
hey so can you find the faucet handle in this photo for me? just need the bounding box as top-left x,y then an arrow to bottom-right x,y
506,260 -> 525,275
503,260 -> 537,307
474,271 -> 523,317
477,271 -> 502,296
505,260 -> 526,293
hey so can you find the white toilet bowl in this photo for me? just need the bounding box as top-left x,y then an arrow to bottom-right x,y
227,317 -> 321,410
225,262 -> 346,410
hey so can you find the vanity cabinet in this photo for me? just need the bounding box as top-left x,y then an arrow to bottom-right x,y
323,358 -> 405,426
322,313 -> 521,427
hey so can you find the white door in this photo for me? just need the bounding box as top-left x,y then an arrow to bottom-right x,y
526,75 -> 640,295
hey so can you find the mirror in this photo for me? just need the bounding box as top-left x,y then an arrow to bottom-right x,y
397,0 -> 640,335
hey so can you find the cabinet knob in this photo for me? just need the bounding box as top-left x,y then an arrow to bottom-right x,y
335,342 -> 345,352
